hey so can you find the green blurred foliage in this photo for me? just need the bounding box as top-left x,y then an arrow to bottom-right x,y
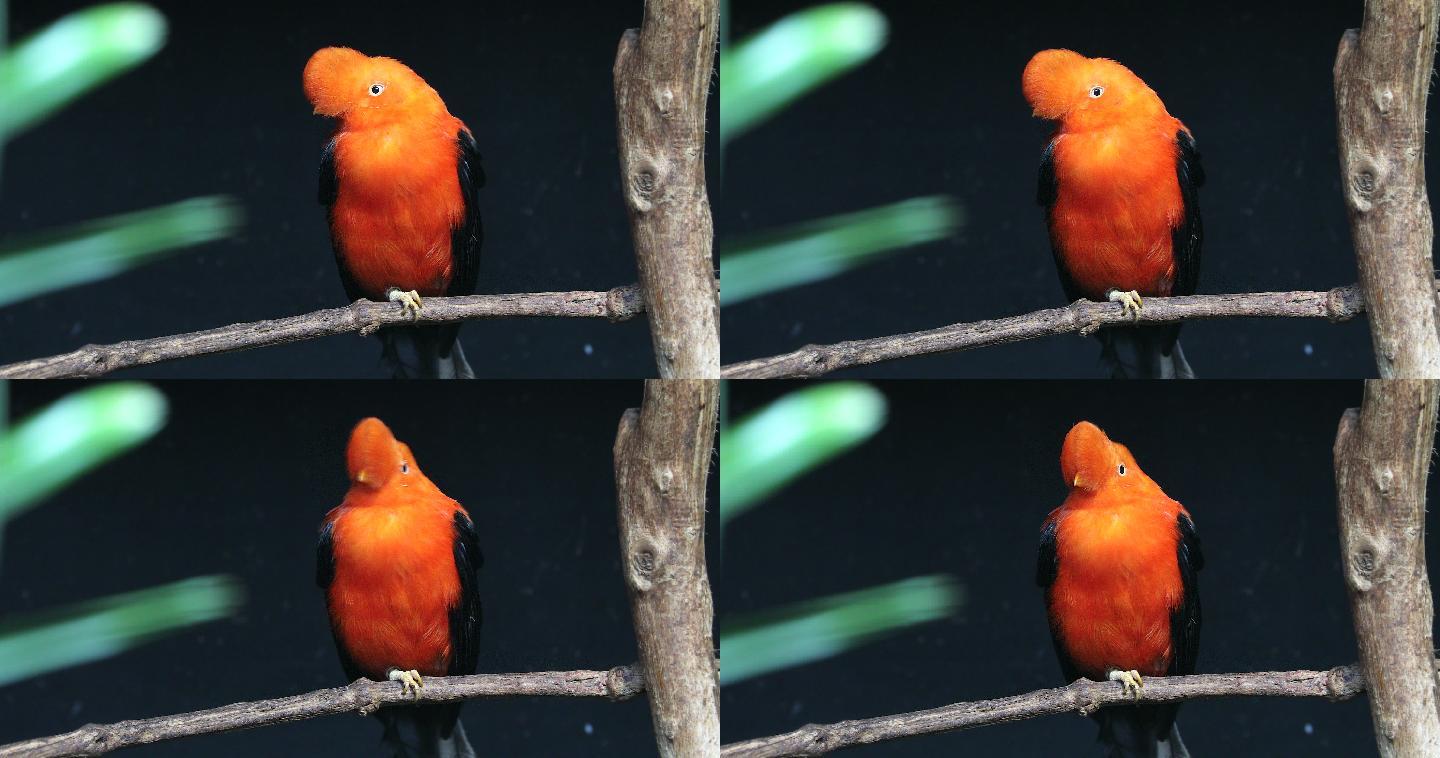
0,2 -> 243,695
720,383 -> 962,684
0,3 -> 240,310
0,196 -> 241,308
0,3 -> 165,141
718,3 -> 962,307
720,3 -> 886,145
720,196 -> 964,306
720,382 -> 886,524
0,575 -> 243,688
720,575 -> 963,685
0,381 -> 244,687
0,383 -> 167,523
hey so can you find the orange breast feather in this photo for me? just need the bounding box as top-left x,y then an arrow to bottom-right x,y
1049,123 -> 1186,298
325,494 -> 464,677
1047,496 -> 1187,678
331,118 -> 466,298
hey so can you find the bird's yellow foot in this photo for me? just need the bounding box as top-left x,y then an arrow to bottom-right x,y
386,288 -> 424,320
1105,289 -> 1144,320
387,668 -> 425,699
1107,669 -> 1144,700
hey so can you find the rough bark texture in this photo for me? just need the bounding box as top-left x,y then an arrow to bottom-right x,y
0,286 -> 646,379
723,286 -> 1369,379
721,666 -> 1369,758
1334,379 -> 1440,756
614,0 -> 721,378
614,379 -> 720,756
0,665 -> 644,757
1334,1 -> 1440,376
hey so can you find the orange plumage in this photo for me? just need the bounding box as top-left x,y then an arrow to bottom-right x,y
304,48 -> 483,378
1023,50 -> 1204,378
317,418 -> 482,752
322,417 -> 473,676
304,47 -> 470,298
1023,49 -> 1192,299
1045,422 -> 1187,676
1037,421 -> 1202,755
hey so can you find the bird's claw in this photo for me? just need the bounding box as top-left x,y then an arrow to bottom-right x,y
386,288 -> 424,320
1106,289 -> 1144,321
388,668 -> 425,699
1108,669 -> 1144,700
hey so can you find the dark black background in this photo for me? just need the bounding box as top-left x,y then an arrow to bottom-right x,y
720,380 -> 1421,755
0,1 -> 708,378
718,1 -> 1425,378
0,380 -> 719,755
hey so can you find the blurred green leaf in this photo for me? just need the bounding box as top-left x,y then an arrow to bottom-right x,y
720,2 -> 887,144
0,382 -> 166,523
0,575 -> 242,687
719,195 -> 963,306
720,382 -> 886,524
0,196 -> 241,308
719,574 -> 962,685
0,3 -> 166,141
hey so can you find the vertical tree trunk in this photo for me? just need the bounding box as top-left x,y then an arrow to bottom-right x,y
614,0 -> 721,379
1333,0 -> 1440,377
614,379 -> 720,756
1334,379 -> 1440,756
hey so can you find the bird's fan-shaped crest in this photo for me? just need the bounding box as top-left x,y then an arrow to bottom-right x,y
346,416 -> 403,488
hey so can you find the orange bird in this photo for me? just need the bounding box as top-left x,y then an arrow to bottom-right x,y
317,418 -> 482,757
1023,50 -> 1204,379
304,48 -> 483,378
1037,421 -> 1203,757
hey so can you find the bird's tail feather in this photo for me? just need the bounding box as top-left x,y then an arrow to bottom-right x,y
378,707 -> 476,758
1097,328 -> 1194,379
378,325 -> 475,379
1097,710 -> 1187,758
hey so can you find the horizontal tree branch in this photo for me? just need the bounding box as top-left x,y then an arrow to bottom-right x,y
0,664 -> 644,757
722,285 -> 1369,379
721,665 -> 1367,757
0,285 -> 647,379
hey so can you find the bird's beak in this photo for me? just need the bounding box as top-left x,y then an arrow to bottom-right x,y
1072,473 -> 1083,488
355,469 -> 371,485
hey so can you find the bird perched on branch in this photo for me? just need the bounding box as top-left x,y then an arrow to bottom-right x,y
318,417 -> 482,757
1037,421 -> 1203,758
304,47 -> 483,378
1023,49 -> 1204,379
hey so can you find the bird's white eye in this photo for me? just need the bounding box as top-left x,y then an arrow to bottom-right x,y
1117,463 -> 1127,476
1089,86 -> 1104,98
400,461 -> 409,474
369,83 -> 385,97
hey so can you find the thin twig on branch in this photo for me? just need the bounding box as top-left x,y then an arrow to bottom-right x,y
722,285 -> 1368,379
614,379 -> 721,756
1333,0 -> 1440,376
720,665 -> 1367,758
1334,379 -> 1440,756
0,665 -> 644,758
0,286 -> 646,379
614,0 -> 722,378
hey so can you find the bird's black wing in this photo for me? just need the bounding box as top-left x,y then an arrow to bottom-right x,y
1038,138 -> 1084,304
316,520 -> 365,684
417,509 -> 485,740
1170,129 -> 1204,298
447,128 -> 484,299
1169,512 -> 1204,678
1036,518 -> 1059,588
449,509 -> 484,678
1037,518 -> 1082,685
319,137 -> 366,304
